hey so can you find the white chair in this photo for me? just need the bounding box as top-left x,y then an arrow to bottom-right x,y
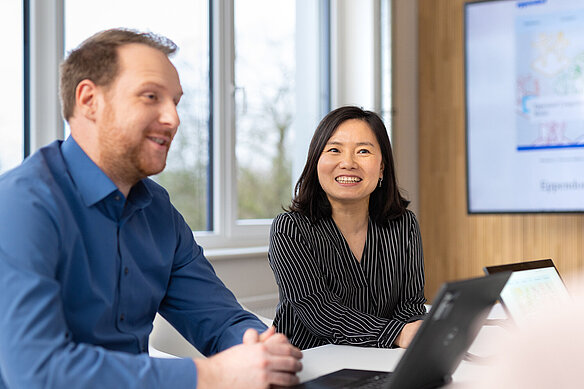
148,308 -> 274,359
149,314 -> 203,359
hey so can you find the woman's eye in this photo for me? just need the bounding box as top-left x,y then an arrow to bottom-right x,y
358,149 -> 370,154
326,147 -> 339,153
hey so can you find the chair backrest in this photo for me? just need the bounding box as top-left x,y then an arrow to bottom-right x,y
149,313 -> 205,359
148,307 -> 274,358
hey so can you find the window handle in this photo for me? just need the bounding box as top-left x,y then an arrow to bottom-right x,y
234,85 -> 247,116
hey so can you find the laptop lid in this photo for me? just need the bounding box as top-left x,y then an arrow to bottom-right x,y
484,259 -> 571,328
386,271 -> 511,389
286,272 -> 511,389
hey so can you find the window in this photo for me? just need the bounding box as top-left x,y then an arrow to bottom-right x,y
202,0 -> 330,249
65,0 -> 211,231
234,0 -> 296,220
24,0 -> 387,251
0,1 -> 23,174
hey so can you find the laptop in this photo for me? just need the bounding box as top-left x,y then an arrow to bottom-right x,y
484,258 -> 571,328
286,272 -> 511,389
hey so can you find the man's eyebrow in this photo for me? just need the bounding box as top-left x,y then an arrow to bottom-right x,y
139,82 -> 165,90
139,82 -> 183,100
174,90 -> 184,104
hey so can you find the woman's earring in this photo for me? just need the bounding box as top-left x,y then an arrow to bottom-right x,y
378,177 -> 383,188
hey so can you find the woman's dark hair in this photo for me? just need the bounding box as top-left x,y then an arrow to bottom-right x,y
289,106 -> 409,223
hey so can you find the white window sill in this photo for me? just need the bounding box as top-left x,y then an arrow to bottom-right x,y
204,246 -> 269,261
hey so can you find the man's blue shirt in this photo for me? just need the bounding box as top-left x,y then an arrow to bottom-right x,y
0,136 -> 266,388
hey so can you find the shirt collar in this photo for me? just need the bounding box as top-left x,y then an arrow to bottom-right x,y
61,136 -> 152,209
61,136 -> 117,207
127,179 -> 152,211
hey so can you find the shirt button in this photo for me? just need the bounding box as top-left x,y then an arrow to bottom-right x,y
120,314 -> 125,322
124,267 -> 129,275
114,195 -> 121,201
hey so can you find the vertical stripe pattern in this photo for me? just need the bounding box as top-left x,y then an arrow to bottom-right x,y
268,210 -> 426,350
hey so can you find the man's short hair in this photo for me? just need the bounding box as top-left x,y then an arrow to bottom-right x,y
59,28 -> 177,122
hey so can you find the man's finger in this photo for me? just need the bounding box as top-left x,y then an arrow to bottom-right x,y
264,342 -> 303,359
267,355 -> 303,374
267,370 -> 301,387
243,328 -> 259,344
259,326 -> 276,342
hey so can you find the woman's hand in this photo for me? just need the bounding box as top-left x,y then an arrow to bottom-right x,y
394,320 -> 422,348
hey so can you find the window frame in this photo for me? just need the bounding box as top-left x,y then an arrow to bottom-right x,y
26,0 -> 63,156
199,0 -> 333,250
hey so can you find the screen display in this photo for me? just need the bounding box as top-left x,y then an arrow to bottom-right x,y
466,0 -> 584,213
500,266 -> 570,327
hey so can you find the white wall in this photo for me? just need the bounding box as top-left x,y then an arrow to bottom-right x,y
210,252 -> 279,318
331,0 -> 380,110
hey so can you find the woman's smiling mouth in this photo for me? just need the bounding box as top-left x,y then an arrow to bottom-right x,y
335,176 -> 362,184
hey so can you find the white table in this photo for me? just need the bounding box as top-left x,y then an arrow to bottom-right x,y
298,304 -> 510,386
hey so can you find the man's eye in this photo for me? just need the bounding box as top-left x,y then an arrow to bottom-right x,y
145,93 -> 157,100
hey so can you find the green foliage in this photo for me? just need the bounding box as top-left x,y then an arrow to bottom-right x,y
156,166 -> 208,231
237,81 -> 294,219
155,65 -> 294,229
237,155 -> 292,219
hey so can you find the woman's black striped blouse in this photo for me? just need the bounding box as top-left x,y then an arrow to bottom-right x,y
268,209 -> 426,350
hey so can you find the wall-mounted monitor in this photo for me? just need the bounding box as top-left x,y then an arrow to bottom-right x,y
465,0 -> 584,213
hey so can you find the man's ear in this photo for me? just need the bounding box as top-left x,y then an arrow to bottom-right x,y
75,79 -> 100,121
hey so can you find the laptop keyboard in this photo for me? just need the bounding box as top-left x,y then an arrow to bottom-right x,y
344,372 -> 392,389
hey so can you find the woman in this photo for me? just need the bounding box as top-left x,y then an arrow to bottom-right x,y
269,106 -> 426,350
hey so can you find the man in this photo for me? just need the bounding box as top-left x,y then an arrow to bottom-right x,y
0,29 -> 302,388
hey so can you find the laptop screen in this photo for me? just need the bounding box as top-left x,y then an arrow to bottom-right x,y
485,259 -> 571,328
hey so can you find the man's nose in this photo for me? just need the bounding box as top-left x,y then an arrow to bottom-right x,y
160,101 -> 180,129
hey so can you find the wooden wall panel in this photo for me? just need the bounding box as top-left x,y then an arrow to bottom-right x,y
418,0 -> 584,300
